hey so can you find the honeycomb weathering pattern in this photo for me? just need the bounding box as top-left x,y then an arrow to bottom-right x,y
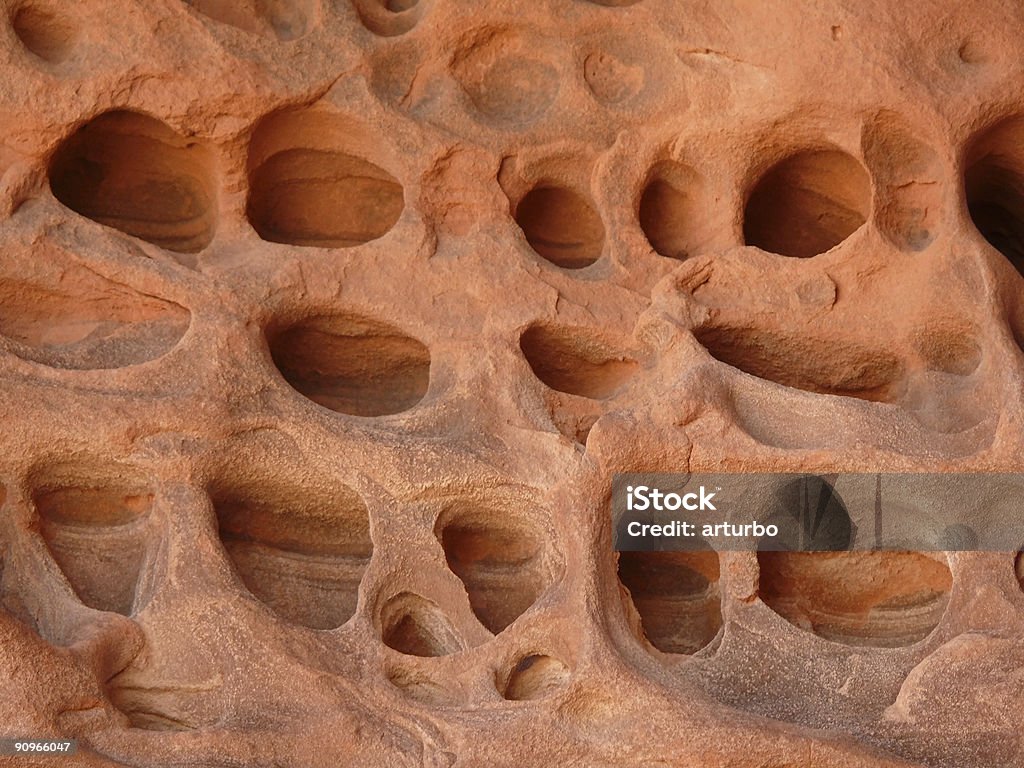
0,0 -> 1023,766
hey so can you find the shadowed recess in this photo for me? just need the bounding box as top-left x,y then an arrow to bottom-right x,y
501,654 -> 569,701
381,593 -> 463,656
744,149 -> 870,258
617,550 -> 722,654
268,313 -> 430,416
213,475 -> 372,630
0,267 -> 189,370
964,116 -> 1024,277
33,464 -> 154,615
247,148 -> 403,247
515,186 -> 605,268
49,111 -> 218,253
639,160 -> 704,260
436,503 -> 549,634
520,323 -> 637,399
757,551 -> 951,647
694,326 -> 905,402
11,3 -> 76,62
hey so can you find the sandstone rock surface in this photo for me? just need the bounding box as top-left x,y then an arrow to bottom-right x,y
0,1 -> 1023,766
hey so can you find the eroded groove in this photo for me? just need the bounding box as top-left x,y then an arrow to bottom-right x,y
381,592 -> 462,656
694,326 -> 904,402
268,313 -> 430,416
617,550 -> 722,654
757,551 -> 951,647
520,323 -> 637,399
33,463 -> 154,616
743,149 -> 870,258
0,266 -> 189,370
435,504 -> 549,634
639,160 -> 704,259
49,111 -> 218,253
213,475 -> 372,630
515,186 -> 604,268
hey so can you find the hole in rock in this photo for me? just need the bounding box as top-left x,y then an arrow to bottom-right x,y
911,325 -> 982,375
743,149 -> 870,258
757,551 -> 951,647
1015,551 -> 1024,592
34,466 -> 154,615
49,111 -> 217,253
268,313 -> 430,416
617,550 -> 722,654
351,0 -> 424,35
381,593 -> 463,656
639,161 -> 703,259
11,3 -> 76,62
502,654 -> 570,701
0,269 -> 189,370
184,0 -> 315,41
515,186 -> 604,268
213,476 -> 372,630
385,0 -> 417,11
520,324 -> 637,400
436,504 -> 550,634
965,117 -> 1024,276
694,326 -> 904,402
247,148 -> 403,247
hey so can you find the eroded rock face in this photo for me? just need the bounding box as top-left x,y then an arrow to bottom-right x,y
0,1 -> 1021,766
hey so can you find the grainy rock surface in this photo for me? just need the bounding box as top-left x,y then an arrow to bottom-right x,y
0,0 -> 1023,766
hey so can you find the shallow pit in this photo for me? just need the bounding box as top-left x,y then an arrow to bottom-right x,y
520,324 -> 637,399
435,503 -> 550,634
381,593 -> 463,656
184,0 -> 316,41
213,475 -> 372,630
514,186 -> 605,268
353,0 -> 426,36
0,266 -> 189,370
501,654 -> 570,701
268,313 -> 430,417
757,551 -> 951,647
617,550 -> 722,654
743,148 -> 870,258
11,3 -> 76,62
49,111 -> 217,253
33,465 -> 154,615
964,116 -> 1024,277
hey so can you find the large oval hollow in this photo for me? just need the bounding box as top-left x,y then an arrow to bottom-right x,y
49,111 -> 218,253
268,314 -> 430,417
617,550 -> 722,654
435,504 -> 549,634
247,148 -> 403,247
757,551 -> 951,647
964,116 -> 1024,277
213,475 -> 372,630
743,149 -> 870,258
515,186 -> 605,269
520,324 -> 637,400
34,465 -> 154,616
